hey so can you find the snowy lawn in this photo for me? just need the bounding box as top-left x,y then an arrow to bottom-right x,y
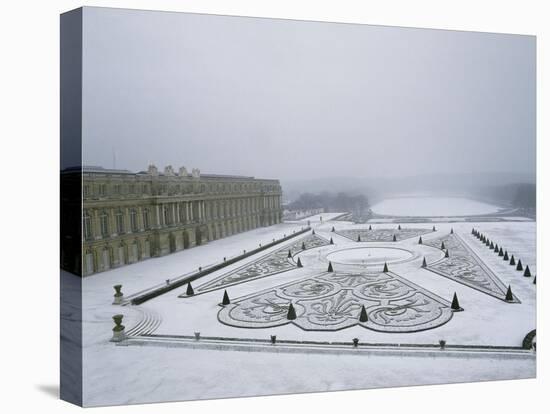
77,205 -> 536,406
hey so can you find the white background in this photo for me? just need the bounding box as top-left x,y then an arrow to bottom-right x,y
0,0 -> 547,412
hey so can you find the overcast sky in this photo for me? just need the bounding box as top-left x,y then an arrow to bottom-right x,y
82,7 -> 535,181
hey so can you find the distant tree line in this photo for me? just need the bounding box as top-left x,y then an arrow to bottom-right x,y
287,192 -> 370,217
512,183 -> 536,208
478,183 -> 536,209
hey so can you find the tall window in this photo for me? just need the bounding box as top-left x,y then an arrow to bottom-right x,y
130,209 -> 138,232
99,184 -> 107,197
179,203 -> 185,223
163,205 -> 171,225
99,211 -> 109,237
143,208 -> 150,230
83,210 -> 92,240
115,209 -> 125,234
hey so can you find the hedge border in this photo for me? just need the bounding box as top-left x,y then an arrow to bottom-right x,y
130,227 -> 311,305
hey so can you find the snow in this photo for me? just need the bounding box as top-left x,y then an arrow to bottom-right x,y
286,211 -> 346,223
326,246 -> 413,265
371,197 -> 505,217
139,222 -> 535,346
75,200 -> 536,406
81,345 -> 534,406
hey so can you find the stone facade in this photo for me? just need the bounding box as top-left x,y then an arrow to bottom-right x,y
82,165 -> 283,276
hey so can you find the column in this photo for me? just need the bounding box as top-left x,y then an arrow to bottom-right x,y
93,209 -> 101,240
124,207 -> 131,234
109,208 -> 116,237
137,206 -> 144,231
171,203 -> 177,226
155,204 -> 161,229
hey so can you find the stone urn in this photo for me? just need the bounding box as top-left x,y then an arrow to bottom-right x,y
112,284 -> 124,305
111,314 -> 126,342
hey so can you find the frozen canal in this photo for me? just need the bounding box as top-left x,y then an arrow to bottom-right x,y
371,196 -> 504,217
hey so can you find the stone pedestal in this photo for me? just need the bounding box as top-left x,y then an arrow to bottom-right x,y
112,284 -> 124,305
111,314 -> 126,342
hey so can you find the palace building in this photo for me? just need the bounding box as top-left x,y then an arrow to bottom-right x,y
81,165 -> 283,276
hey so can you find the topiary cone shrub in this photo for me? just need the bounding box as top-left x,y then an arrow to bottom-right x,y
329,237 -> 334,245
418,236 -> 423,244
186,282 -> 195,296
383,262 -> 389,273
286,303 -> 297,320
222,290 -> 230,305
359,305 -> 368,322
510,255 -> 516,265
296,257 -> 303,268
505,285 -> 514,302
421,257 -> 427,268
327,261 -> 334,272
503,251 -> 509,260
516,260 -> 523,271
451,293 -> 461,311
523,265 -> 531,277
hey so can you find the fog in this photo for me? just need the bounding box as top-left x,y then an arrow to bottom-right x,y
81,7 -> 535,197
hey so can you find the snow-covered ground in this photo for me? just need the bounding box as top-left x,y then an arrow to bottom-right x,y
76,201 -> 536,406
371,197 -> 505,217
